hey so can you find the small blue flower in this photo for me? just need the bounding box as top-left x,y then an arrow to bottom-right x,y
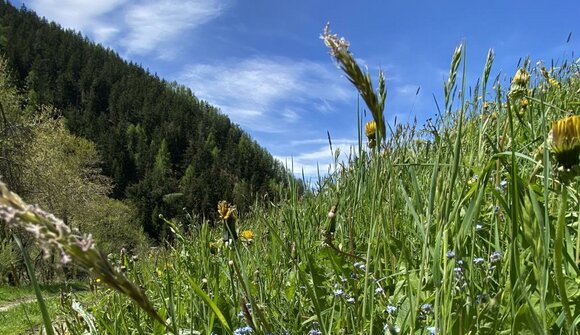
353,262 -> 366,271
446,250 -> 456,258
308,329 -> 322,335
334,289 -> 344,297
386,305 -> 397,314
473,257 -> 484,265
375,287 -> 384,294
475,223 -> 483,230
346,296 -> 355,304
426,326 -> 437,335
421,303 -> 432,313
490,251 -> 502,263
233,326 -> 253,335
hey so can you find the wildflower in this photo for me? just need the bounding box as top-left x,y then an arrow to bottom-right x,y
446,250 -> 456,259
497,180 -> 508,191
513,66 -> 530,85
95,278 -> 101,283
473,257 -> 484,265
420,303 -> 433,313
426,326 -> 437,335
509,67 -> 530,98
233,326 -> 253,335
218,200 -> 238,241
548,77 -> 561,88
475,223 -> 483,230
490,251 -> 502,263
334,289 -> 344,298
375,287 -> 384,294
551,115 -> 580,168
240,230 -> 254,241
521,98 -> 529,109
346,296 -> 356,304
308,329 -> 322,335
365,120 -> 377,140
386,305 -> 397,314
353,262 -> 366,271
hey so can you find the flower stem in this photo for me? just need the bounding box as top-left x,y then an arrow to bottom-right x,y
555,184 -> 573,329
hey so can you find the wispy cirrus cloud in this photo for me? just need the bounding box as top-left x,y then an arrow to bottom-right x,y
121,0 -> 230,56
23,0 -> 230,58
24,0 -> 126,30
178,57 -> 351,133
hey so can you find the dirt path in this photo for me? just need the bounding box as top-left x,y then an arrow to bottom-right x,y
0,297 -> 37,313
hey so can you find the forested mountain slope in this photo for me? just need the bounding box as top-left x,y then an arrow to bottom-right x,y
0,1 -> 297,239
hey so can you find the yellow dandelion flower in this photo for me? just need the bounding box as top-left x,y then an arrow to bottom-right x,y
365,121 -> 377,140
240,230 -> 254,241
512,67 -> 530,87
521,98 -> 529,109
548,77 -> 561,88
551,115 -> 580,168
509,67 -> 530,98
217,200 -> 236,220
95,278 -> 101,283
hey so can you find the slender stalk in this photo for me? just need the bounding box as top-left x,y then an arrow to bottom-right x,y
13,235 -> 55,335
554,185 -> 573,329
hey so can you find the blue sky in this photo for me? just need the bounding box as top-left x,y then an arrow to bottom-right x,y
14,0 -> 579,180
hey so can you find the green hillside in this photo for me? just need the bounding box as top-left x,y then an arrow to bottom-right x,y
0,1 -> 298,240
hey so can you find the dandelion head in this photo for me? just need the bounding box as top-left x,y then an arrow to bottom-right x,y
217,200 -> 236,220
240,230 -> 254,241
511,67 -> 530,87
365,120 -> 377,140
551,115 -> 580,168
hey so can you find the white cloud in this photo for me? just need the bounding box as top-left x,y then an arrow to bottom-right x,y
121,0 -> 228,56
24,0 -> 230,57
274,139 -> 359,180
26,0 -> 126,31
179,57 -> 351,133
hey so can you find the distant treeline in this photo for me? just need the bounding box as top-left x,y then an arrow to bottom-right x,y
0,1 -> 301,239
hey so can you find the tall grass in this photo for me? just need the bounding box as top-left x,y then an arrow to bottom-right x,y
1,29 -> 579,334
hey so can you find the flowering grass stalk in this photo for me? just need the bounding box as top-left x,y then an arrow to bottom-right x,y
0,181 -> 172,333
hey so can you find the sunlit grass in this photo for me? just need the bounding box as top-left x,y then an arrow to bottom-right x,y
1,27 -> 579,334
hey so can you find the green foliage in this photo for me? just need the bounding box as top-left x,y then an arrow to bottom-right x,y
44,41 -> 579,334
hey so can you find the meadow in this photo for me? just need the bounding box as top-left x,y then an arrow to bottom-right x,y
1,27 -> 579,334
